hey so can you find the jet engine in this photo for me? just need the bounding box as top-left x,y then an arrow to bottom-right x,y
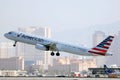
35,44 -> 46,51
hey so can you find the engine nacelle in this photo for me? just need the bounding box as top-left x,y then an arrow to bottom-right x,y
35,44 -> 46,51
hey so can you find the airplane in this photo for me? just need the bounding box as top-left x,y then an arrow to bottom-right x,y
104,65 -> 120,76
4,31 -> 114,56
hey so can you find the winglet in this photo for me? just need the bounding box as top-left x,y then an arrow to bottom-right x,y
88,36 -> 114,56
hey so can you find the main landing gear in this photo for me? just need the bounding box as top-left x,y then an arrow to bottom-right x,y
51,51 -> 60,56
13,41 -> 17,47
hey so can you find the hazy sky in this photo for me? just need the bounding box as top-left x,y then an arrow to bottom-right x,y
0,0 -> 120,47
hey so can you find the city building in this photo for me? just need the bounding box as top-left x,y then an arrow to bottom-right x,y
0,42 -> 16,58
26,60 -> 48,74
92,31 -> 106,67
0,70 -> 27,77
0,70 -> 18,76
48,57 -> 96,75
0,57 -> 24,70
16,26 -> 51,65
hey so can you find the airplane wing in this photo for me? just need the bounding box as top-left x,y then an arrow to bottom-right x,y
45,43 -> 58,51
35,43 -> 58,51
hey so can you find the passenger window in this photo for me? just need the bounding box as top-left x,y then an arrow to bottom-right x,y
17,33 -> 22,37
17,34 -> 20,37
17,35 -> 20,37
8,32 -> 12,34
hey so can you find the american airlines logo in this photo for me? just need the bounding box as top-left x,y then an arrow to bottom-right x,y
21,34 -> 44,42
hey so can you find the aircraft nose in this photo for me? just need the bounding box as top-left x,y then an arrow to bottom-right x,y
4,33 -> 8,38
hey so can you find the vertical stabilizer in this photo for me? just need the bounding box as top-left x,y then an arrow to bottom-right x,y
88,36 -> 114,56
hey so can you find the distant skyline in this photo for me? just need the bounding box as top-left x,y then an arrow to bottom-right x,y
0,0 -> 120,47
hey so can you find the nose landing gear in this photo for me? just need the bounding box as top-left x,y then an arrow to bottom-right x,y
13,41 -> 17,47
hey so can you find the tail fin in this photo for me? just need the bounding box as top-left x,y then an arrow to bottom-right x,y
104,64 -> 108,74
88,36 -> 114,56
104,64 -> 108,69
104,65 -> 114,74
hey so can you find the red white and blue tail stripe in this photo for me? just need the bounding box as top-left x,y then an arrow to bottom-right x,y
88,36 -> 114,56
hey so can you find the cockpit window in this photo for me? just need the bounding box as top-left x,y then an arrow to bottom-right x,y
8,32 -> 12,34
